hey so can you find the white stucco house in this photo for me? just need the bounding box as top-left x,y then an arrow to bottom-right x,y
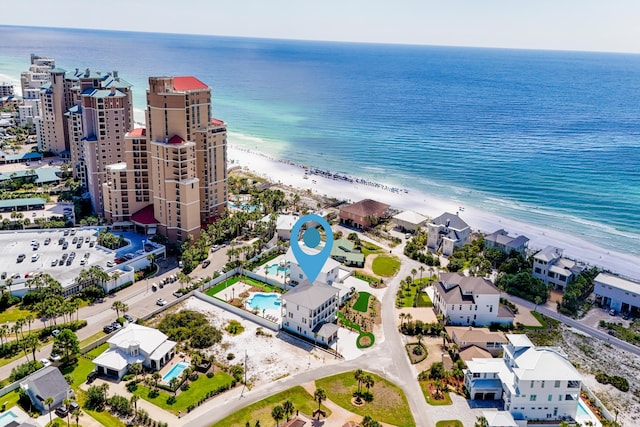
281,282 -> 340,345
261,214 -> 299,241
433,272 -> 514,326
465,334 -> 582,426
392,210 -> 428,232
593,272 -> 640,315
426,212 -> 471,256
285,246 -> 340,287
93,324 -> 176,379
532,246 -> 584,291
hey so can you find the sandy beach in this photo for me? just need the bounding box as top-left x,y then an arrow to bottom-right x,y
228,143 -> 640,280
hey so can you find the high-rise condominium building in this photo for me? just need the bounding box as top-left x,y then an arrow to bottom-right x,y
102,76 -> 227,243
19,54 -> 55,126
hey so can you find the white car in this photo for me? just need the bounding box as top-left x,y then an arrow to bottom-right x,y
156,298 -> 167,306
40,358 -> 51,367
31,254 -> 40,262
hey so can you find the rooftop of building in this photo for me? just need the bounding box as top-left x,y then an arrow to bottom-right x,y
431,212 -> 470,230
339,198 -> 390,217
595,272 -> 640,294
392,210 -> 428,225
533,245 -> 563,262
173,76 -> 208,91
283,282 -> 339,308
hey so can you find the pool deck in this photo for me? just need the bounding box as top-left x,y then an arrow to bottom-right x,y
253,254 -> 289,284
159,354 -> 191,384
244,291 -> 282,323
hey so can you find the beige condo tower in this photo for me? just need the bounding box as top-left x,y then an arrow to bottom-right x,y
103,76 -> 227,244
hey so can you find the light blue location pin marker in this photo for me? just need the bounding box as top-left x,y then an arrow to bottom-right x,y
290,214 -> 334,284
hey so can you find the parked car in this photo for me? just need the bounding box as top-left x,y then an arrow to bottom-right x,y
51,329 -> 60,337
123,314 -> 134,323
609,309 -> 616,316
55,406 -> 69,417
156,298 -> 167,306
107,261 -> 115,267
51,259 -> 58,267
17,254 -> 26,262
86,370 -> 98,384
44,237 -> 51,245
50,353 -> 61,361
173,291 -> 184,298
62,242 -> 68,250
31,254 -> 40,262
202,259 -> 211,268
103,324 -> 115,333
40,358 -> 51,368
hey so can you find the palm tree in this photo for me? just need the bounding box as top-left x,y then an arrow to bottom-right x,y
363,374 -> 375,392
111,301 -> 127,318
72,408 -> 81,427
419,265 -> 425,283
44,396 -> 54,425
399,312 -> 406,325
271,405 -> 284,427
475,415 -> 489,427
313,388 -> 326,418
130,394 -> 139,417
362,415 -> 382,427
282,399 -> 294,421
152,372 -> 161,390
534,296 -> 542,312
411,268 -> 417,283
5,277 -> 13,296
354,369 -> 364,394
63,398 -> 72,427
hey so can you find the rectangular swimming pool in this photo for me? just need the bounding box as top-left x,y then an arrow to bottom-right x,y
0,410 -> 18,427
162,361 -> 190,383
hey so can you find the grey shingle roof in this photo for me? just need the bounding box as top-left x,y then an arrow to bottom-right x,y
283,282 -> 339,309
432,212 -> 469,230
22,366 -> 70,402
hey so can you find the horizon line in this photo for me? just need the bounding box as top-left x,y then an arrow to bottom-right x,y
2,24 -> 640,56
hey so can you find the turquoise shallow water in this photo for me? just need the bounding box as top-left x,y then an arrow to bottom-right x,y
1,25 -> 639,255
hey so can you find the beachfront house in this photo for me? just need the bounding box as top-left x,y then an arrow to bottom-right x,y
464,334 -> 582,425
426,212 -> 471,256
433,272 -> 514,327
92,324 -> 176,379
593,272 -> 640,315
281,282 -> 340,345
532,246 -> 584,291
392,210 -> 428,232
484,229 -> 529,255
339,199 -> 390,229
20,366 -> 72,414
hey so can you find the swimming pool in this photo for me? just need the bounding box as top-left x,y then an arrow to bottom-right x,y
162,361 -> 190,383
576,399 -> 591,417
0,410 -> 17,427
247,293 -> 281,311
265,263 -> 290,276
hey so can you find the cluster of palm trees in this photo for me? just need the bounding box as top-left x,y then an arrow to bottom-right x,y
111,301 -> 129,318
0,316 -> 39,364
354,369 -> 375,401
270,399 -> 295,426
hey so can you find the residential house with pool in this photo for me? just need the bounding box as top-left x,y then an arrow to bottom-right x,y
433,272 -> 514,327
464,334 -> 583,426
281,282 -> 340,346
92,324 -> 176,379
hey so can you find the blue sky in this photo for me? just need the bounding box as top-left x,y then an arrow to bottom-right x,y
2,0 -> 640,53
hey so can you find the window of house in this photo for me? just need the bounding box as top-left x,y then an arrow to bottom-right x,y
530,395 -> 537,401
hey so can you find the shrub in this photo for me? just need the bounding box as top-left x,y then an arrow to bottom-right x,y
166,396 -> 176,405
181,383 -> 190,392
9,361 -> 41,382
126,381 -> 138,392
148,389 -> 159,398
206,372 -> 214,378
596,372 -> 629,392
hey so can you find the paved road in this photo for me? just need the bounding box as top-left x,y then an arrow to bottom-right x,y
506,293 -> 640,357
186,231 -> 436,427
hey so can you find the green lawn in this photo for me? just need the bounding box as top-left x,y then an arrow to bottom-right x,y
360,241 -> 383,258
204,275 -> 282,299
419,381 -> 452,406
79,331 -> 107,348
134,371 -> 234,413
211,385 -> 329,427
397,280 -> 433,308
0,306 -> 32,323
352,292 -> 371,312
59,357 -> 96,387
337,313 -> 375,348
315,371 -> 415,427
435,420 -> 463,427
371,255 -> 400,277
85,343 -> 108,360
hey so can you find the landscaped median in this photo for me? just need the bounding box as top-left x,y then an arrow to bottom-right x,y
211,385 -> 329,426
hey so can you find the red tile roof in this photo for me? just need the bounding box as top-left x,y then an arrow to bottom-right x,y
127,128 -> 146,137
131,205 -> 159,225
173,76 -> 208,91
211,118 -> 225,126
168,135 -> 185,144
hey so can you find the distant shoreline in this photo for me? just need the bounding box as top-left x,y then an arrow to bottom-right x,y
228,142 -> 640,281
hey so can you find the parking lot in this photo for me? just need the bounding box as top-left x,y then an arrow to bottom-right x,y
0,228 -> 115,292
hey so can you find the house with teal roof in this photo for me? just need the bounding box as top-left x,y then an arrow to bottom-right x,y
330,238 -> 365,267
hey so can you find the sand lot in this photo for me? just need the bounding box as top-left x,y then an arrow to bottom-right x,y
183,297 -> 342,387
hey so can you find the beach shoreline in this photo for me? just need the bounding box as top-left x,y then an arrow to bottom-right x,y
228,143 -> 640,281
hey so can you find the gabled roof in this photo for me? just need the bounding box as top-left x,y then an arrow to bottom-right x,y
483,410 -> 518,427
459,345 -> 492,362
168,135 -> 185,144
431,212 -> 469,230
446,326 -> 507,347
485,229 -> 529,249
533,246 -> 563,262
173,76 -> 208,91
20,366 -> 70,402
437,273 -> 500,304
340,199 -> 390,218
283,282 -> 339,309
93,348 -> 145,371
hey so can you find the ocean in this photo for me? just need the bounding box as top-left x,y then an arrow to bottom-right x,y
1,25 -> 639,257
